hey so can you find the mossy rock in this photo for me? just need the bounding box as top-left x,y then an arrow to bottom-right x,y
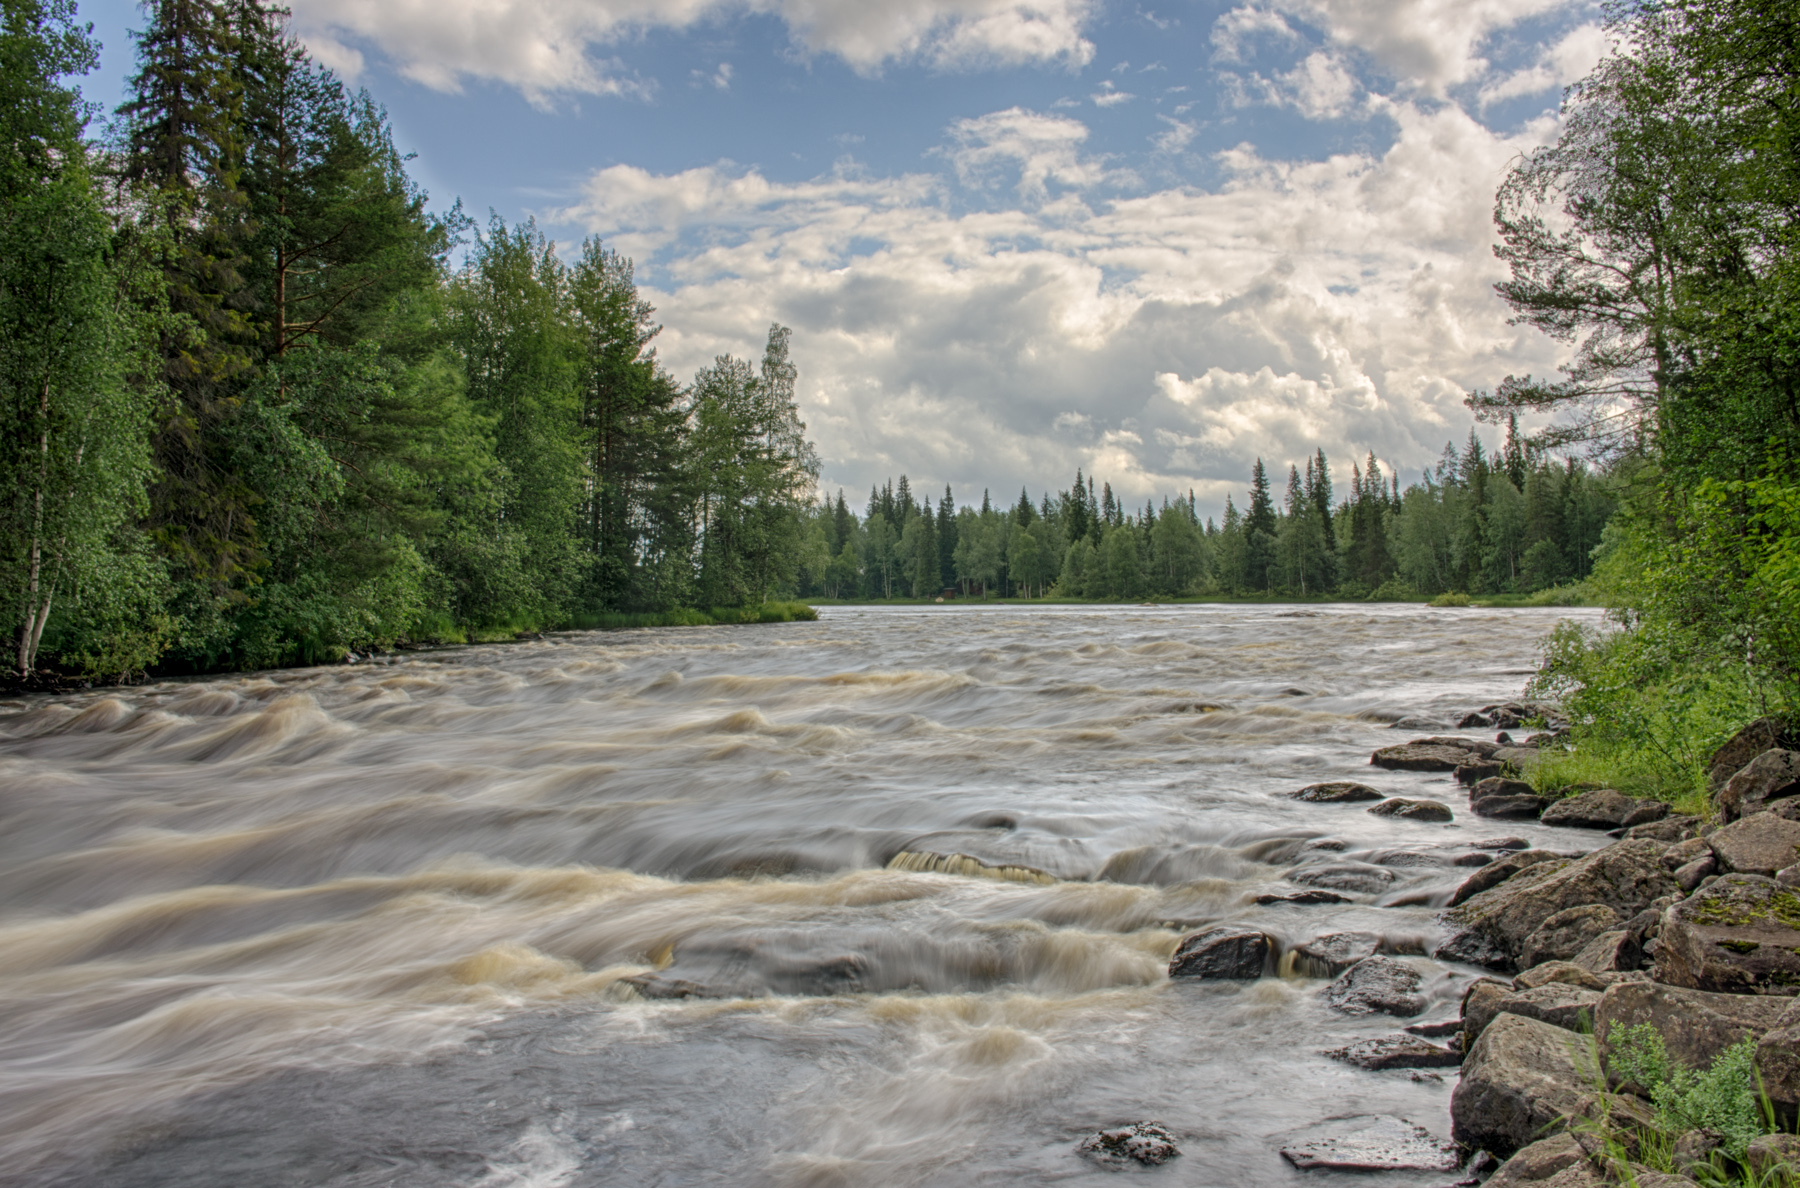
1656,874 -> 1800,994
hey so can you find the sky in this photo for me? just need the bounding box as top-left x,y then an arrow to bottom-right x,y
76,0 -> 1608,516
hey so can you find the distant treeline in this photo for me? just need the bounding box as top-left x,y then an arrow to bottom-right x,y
2,0 -> 819,682
799,425 -> 1617,602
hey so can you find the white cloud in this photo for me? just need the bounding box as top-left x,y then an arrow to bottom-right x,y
1151,115 -> 1196,154
548,101 -> 1568,507
1275,51 -> 1359,118
1091,81 -> 1135,107
290,0 -> 1098,103
1210,5 -> 1297,63
1478,22 -> 1608,108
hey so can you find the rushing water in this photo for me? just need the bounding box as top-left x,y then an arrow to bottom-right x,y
0,603 -> 1607,1188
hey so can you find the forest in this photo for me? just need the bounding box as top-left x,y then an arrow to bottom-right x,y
0,0 -> 819,683
793,423 -> 1618,603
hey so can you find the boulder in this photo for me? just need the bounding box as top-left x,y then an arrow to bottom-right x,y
1462,702 -> 1561,731
1374,738 -> 1497,771
1368,798 -> 1454,822
1569,929 -> 1643,975
1451,1012 -> 1601,1155
1326,956 -> 1427,1017
1450,851 -> 1573,908
1514,961 -> 1610,991
1625,815 -> 1705,843
1654,874 -> 1800,994
1719,749 -> 1800,822
1324,1035 -> 1462,1070
1290,932 -> 1379,977
1169,925 -> 1273,979
1494,746 -> 1544,771
1709,718 -> 1800,793
1077,1121 -> 1180,1166
1675,855 -> 1717,893
1746,1132 -> 1800,1178
1540,789 -> 1670,830
1483,1134 -> 1588,1188
1255,889 -> 1351,906
1434,929 -> 1511,969
1462,981 -> 1602,1044
1279,1116 -> 1459,1172
1522,905 -> 1621,968
1458,760 -> 1509,785
1472,776 -> 1540,800
1708,805 -> 1800,876
1289,781 -> 1389,803
1446,839 -> 1678,970
1594,981 -> 1788,1091
1756,998 -> 1800,1117
1289,864 -> 1395,895
1474,795 -> 1550,820
1663,838 -> 1713,869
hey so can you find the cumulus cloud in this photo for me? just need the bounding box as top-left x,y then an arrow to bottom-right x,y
290,0 -> 1097,102
547,102 -> 1566,508
1478,22 -> 1608,108
1275,50 -> 1359,118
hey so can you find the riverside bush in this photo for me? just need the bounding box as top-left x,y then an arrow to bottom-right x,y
1607,1024 -> 1765,1160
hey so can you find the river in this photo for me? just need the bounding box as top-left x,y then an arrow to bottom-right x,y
0,603 -> 1606,1187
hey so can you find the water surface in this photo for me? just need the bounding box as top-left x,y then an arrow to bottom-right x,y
0,603 -> 1603,1186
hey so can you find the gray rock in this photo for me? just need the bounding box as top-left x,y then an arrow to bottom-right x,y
1289,863 -> 1396,895
1755,998 -> 1800,1115
1406,1017 -> 1465,1038
1324,1034 -> 1462,1070
1474,836 -> 1533,850
1077,1121 -> 1180,1166
1569,929 -> 1642,975
1675,854 -> 1717,893
1458,759 -> 1509,784
1710,719 -> 1800,793
1434,929 -> 1512,969
1169,925 -> 1273,979
1368,797 -> 1454,822
1663,838 -> 1713,869
1541,789 -> 1670,830
1289,780 -> 1389,802
1446,840 -> 1678,970
1625,815 -> 1704,843
1374,739 -> 1496,771
1746,1132 -> 1800,1178
1462,981 -> 1603,1043
1655,874 -> 1800,994
1514,961 -> 1610,991
1451,1012 -> 1601,1155
1594,981 -> 1788,1091
1326,956 -> 1426,1017
1474,794 -> 1550,820
1462,703 -> 1560,731
1494,746 -> 1544,771
1707,811 -> 1800,877
1482,1134 -> 1588,1188
1279,1116 -> 1460,1172
1255,889 -> 1352,906
1449,851 -> 1572,907
1290,931 -> 1380,977
1522,905 -> 1621,968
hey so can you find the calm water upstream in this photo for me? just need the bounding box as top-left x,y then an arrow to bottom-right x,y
0,604 -> 1607,1188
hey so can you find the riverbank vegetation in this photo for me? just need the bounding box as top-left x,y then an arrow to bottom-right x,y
794,432 -> 1618,604
0,0 -> 820,684
1494,0 -> 1800,804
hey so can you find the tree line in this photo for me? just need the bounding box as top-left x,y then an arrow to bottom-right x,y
793,419 -> 1618,602
0,0 -> 818,682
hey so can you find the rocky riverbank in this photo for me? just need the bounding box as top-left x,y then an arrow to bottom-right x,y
1138,710 -> 1800,1184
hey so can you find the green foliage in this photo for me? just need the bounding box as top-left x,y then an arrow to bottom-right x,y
1607,1024 -> 1767,1160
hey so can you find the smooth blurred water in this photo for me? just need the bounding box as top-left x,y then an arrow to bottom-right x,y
0,603 -> 1605,1187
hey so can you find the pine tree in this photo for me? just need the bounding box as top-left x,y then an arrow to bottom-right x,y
936,484 -> 956,588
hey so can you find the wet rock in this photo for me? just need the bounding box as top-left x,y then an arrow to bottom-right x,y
1655,874 -> 1800,994
1368,849 -> 1450,868
1325,1035 -> 1462,1070
1374,739 -> 1496,772
1569,929 -> 1642,974
1475,837 -> 1533,851
1493,746 -> 1544,772
1279,1116 -> 1460,1172
1391,715 -> 1450,730
1289,863 -> 1396,895
1625,815 -> 1704,843
1076,1121 -> 1180,1166
1719,750 -> 1800,823
1514,961 -> 1610,991
1434,929 -> 1512,969
1746,1132 -> 1800,1178
1255,889 -> 1352,906
1449,851 -> 1572,908
1540,789 -> 1670,830
1290,932 -> 1379,977
1453,851 -> 1500,866
619,973 -> 719,999
1462,981 -> 1602,1044
1289,781 -> 1388,803
1473,794 -> 1550,820
1406,1017 -> 1465,1038
1451,1012 -> 1601,1155
1472,776 -> 1539,801
1594,982 -> 1787,1091
1522,905 -> 1621,968
1462,702 -> 1562,731
1709,718 -> 1800,793
1445,839 -> 1677,970
1168,925 -> 1273,979
887,850 -> 1057,884
1326,956 -> 1427,1017
1663,837 -> 1713,869
1707,812 -> 1800,877
1368,798 -> 1454,822
1482,1134 -> 1587,1188
1458,760 -> 1509,785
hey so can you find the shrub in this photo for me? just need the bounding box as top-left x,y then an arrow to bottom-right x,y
1607,1023 -> 1766,1159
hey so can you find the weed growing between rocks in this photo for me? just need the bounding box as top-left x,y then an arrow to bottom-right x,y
1609,1027 -> 1765,1160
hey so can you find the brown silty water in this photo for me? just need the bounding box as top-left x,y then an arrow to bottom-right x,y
0,604 -> 1604,1187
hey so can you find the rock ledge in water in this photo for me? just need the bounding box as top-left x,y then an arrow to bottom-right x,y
1289,781 -> 1388,803
1076,1121 -> 1180,1166
1168,925 -> 1272,979
1279,1115 -> 1459,1172
1368,798 -> 1454,822
1325,956 -> 1426,1017
1324,1035 -> 1462,1070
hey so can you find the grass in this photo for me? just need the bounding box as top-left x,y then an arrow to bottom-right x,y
1528,743 -> 1710,814
567,601 -> 818,631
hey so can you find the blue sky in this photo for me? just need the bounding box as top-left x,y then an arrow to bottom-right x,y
77,0 -> 1606,514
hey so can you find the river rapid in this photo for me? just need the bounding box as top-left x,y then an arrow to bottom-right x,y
0,603 -> 1607,1188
